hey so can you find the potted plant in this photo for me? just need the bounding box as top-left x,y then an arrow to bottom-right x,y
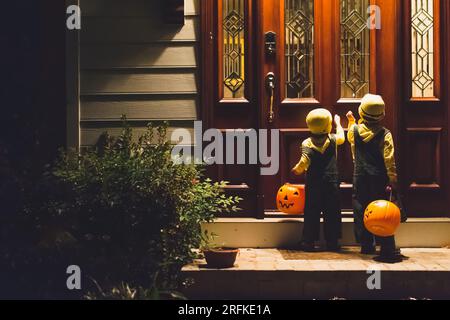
200,232 -> 239,269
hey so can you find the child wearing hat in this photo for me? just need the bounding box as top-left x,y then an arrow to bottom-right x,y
346,94 -> 402,263
292,109 -> 345,252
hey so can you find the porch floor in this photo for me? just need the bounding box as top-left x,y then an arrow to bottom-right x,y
181,247 -> 450,299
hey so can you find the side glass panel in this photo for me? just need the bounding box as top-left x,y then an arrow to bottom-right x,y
285,0 -> 315,99
340,0 -> 370,99
223,0 -> 246,99
411,0 -> 435,98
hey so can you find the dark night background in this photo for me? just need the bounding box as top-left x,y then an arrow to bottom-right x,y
0,1 -> 68,298
1,1 -> 66,178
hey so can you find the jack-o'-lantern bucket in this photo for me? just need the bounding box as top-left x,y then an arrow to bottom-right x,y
276,183 -> 305,214
364,200 -> 401,237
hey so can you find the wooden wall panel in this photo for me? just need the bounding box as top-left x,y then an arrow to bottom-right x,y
77,0 -> 200,147
406,128 -> 443,190
81,0 -> 200,17
81,17 -> 199,43
215,131 -> 259,217
81,124 -> 195,147
81,44 -> 198,69
81,96 -> 198,121
80,70 -> 198,94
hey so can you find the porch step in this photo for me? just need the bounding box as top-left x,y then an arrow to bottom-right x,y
202,218 -> 450,248
181,248 -> 450,299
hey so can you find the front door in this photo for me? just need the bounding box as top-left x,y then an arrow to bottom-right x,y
202,0 -> 450,218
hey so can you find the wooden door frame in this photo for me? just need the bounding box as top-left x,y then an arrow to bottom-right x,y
399,0 -> 450,217
200,0 -> 214,131
201,0 -> 258,128
200,0 -> 450,218
201,0 -> 263,218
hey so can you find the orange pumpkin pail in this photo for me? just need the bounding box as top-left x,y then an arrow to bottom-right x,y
276,183 -> 305,215
364,200 -> 401,237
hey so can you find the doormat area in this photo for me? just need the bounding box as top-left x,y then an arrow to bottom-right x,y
279,247 -> 375,261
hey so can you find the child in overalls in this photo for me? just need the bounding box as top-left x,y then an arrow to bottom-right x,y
292,109 -> 345,252
346,94 -> 402,263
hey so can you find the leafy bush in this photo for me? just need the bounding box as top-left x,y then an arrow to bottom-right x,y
8,121 -> 240,298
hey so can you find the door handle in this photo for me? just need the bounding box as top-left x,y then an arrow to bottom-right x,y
266,72 -> 275,123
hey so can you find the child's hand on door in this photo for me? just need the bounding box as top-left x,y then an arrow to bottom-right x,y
334,115 -> 341,126
346,111 -> 356,122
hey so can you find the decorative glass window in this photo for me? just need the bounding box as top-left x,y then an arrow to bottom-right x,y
223,0 -> 246,99
411,0 -> 435,98
285,0 -> 315,99
340,0 -> 370,99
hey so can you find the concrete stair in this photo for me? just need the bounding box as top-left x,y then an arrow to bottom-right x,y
202,218 -> 450,248
181,248 -> 450,299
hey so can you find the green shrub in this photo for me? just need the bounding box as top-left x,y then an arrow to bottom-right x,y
19,121 -> 241,298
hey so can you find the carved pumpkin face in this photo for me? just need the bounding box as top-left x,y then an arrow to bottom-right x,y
276,184 -> 305,214
364,200 -> 401,237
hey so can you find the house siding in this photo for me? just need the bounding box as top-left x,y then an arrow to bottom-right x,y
78,0 -> 200,146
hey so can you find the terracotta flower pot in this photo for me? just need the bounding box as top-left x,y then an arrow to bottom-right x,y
203,248 -> 239,268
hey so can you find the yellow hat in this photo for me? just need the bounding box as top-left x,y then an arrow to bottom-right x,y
359,94 -> 385,122
306,108 -> 332,135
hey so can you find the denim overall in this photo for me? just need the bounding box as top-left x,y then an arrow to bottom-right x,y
352,126 -> 396,255
302,135 -> 342,244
